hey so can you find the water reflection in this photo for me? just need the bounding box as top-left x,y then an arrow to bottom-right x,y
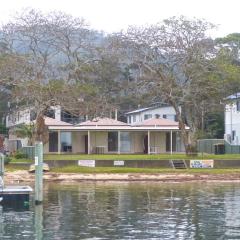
1,182 -> 240,239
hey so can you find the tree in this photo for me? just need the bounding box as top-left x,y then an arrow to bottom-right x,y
115,16 -> 221,154
0,9 -> 116,141
215,33 -> 240,96
13,123 -> 35,145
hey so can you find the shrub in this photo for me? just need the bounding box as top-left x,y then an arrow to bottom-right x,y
14,151 -> 27,159
4,156 -> 12,164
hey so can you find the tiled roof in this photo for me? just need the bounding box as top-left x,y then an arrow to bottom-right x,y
78,117 -> 128,126
133,118 -> 179,127
44,117 -> 72,126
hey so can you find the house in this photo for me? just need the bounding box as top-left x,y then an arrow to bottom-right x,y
6,105 -> 84,128
44,117 -> 188,154
126,105 -> 178,124
225,93 -> 240,145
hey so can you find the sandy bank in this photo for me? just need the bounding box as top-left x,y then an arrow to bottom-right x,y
3,171 -> 240,183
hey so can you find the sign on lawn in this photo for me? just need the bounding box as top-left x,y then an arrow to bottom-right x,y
78,160 -> 95,167
114,160 -> 125,166
190,160 -> 214,168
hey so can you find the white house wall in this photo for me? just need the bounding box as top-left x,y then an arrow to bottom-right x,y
150,132 -> 166,153
128,106 -> 177,124
130,132 -> 145,153
72,132 -> 86,153
90,131 -> 108,153
225,103 -> 240,145
6,109 -> 31,128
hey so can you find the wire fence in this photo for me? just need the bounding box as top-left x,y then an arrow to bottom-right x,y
197,139 -> 240,154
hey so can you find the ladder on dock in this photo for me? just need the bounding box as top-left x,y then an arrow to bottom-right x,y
170,160 -> 187,169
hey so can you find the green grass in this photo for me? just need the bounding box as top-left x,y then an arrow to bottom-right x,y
44,153 -> 240,161
5,164 -> 29,171
51,166 -> 240,174
10,158 -> 32,163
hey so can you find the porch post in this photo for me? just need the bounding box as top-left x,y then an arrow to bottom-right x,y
170,130 -> 173,155
148,130 -> 150,154
118,131 -> 121,154
57,130 -> 61,154
88,131 -> 90,154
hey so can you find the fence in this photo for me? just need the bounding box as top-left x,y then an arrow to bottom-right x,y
225,141 -> 240,154
197,139 -> 240,154
197,139 -> 225,154
22,146 -> 35,160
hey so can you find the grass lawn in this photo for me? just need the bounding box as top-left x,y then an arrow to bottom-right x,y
5,164 -> 29,171
10,158 -> 32,163
5,162 -> 240,174
51,166 -> 240,174
44,153 -> 240,161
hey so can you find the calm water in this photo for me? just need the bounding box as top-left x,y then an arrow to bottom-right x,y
1,182 -> 240,240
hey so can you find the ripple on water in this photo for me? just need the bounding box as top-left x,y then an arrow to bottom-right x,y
1,182 -> 240,239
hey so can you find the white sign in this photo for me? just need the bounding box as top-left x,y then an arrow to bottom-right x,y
78,160 -> 95,167
190,160 -> 214,168
114,160 -> 125,166
35,156 -> 39,166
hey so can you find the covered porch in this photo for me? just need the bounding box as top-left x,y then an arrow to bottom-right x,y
45,129 -> 185,154
45,117 -> 188,155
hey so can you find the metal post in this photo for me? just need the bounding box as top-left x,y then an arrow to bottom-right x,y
170,131 -> 173,155
118,131 -> 121,154
148,131 -> 150,154
88,131 -> 90,154
35,142 -> 43,205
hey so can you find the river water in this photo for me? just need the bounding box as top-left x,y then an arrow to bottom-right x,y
1,182 -> 240,240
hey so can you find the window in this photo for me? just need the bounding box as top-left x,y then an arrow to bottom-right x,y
133,115 -> 136,122
60,132 -> 72,152
128,116 -> 131,124
30,111 -> 37,121
120,132 -> 131,153
155,114 -> 160,119
163,114 -> 167,119
237,101 -> 240,111
144,114 -> 152,120
108,132 -> 118,152
174,115 -> 177,121
45,109 -> 55,119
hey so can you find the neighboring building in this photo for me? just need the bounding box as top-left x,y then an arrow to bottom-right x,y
225,93 -> 240,145
44,117 -> 188,154
126,105 -> 178,124
6,105 -> 84,128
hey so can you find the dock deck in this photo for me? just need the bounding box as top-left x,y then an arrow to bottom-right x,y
0,186 -> 33,206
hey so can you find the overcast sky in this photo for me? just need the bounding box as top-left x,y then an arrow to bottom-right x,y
0,0 -> 239,37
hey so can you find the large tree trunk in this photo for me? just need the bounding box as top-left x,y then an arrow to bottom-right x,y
35,114 -> 49,144
171,103 -> 198,156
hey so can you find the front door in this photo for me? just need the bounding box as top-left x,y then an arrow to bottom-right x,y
143,135 -> 148,154
108,132 -> 118,152
49,132 -> 58,152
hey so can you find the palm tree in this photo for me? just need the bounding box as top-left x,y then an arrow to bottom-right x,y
13,123 -> 35,146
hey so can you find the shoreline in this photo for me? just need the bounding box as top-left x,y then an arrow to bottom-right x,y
4,170 -> 240,183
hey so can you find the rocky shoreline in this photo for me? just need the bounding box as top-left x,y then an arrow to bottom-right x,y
3,170 -> 240,183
